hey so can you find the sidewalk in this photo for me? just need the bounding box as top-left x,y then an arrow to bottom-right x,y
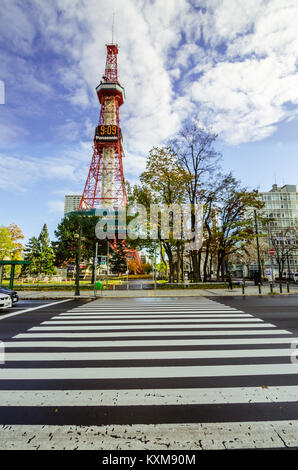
18,285 -> 298,300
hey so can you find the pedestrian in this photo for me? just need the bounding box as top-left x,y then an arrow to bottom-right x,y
228,273 -> 233,290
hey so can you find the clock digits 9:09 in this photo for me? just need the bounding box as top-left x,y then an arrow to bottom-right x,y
99,125 -> 118,136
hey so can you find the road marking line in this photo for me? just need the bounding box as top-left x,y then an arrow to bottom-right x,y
27,324 -> 277,332
1,364 -> 298,380
56,313 -> 252,318
14,329 -> 289,338
0,385 -> 298,406
0,300 -> 72,321
66,308 -> 241,311
3,348 -> 293,360
5,337 -> 296,347
0,422 -> 296,449
36,321 -> 267,329
42,318 -> 260,324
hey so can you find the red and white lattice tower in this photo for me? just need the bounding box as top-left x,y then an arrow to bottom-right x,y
79,43 -> 127,210
78,43 -> 141,268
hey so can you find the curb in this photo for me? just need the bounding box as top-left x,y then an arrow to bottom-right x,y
18,291 -> 298,300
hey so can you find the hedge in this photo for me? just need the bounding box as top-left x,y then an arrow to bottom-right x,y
157,283 -> 229,289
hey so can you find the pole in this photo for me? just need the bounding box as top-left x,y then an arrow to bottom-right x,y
94,242 -> 98,298
154,245 -> 157,290
106,241 -> 109,288
270,254 -> 274,284
254,209 -> 262,285
286,251 -> 290,282
75,226 -> 82,296
9,264 -> 15,290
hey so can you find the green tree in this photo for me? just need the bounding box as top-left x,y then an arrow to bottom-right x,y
0,224 -> 24,279
142,262 -> 152,274
213,175 -> 265,280
132,146 -> 189,282
38,224 -> 56,275
22,237 -> 40,275
0,224 -> 24,260
0,226 -> 15,260
54,213 -> 107,283
110,241 -> 127,274
170,124 -> 221,282
22,224 -> 56,276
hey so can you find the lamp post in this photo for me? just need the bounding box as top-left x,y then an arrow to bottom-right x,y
151,245 -> 156,289
254,209 -> 262,285
74,226 -> 82,297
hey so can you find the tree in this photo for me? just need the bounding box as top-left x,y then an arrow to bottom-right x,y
54,213 -> 105,283
110,241 -> 127,274
0,226 -> 15,260
128,258 -> 139,274
213,175 -> 265,280
0,224 -> 24,260
269,227 -> 298,279
142,262 -> 152,274
22,224 -> 56,276
7,223 -> 24,258
170,124 -> 221,282
230,237 -> 269,278
38,224 -> 56,275
22,237 -> 40,275
0,224 -> 24,280
137,146 -> 189,282
197,173 -> 229,281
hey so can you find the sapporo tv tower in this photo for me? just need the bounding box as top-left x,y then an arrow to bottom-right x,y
78,40 -> 141,268
79,42 -> 126,210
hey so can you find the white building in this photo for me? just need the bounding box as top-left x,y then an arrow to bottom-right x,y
239,184 -> 298,279
259,184 -> 298,276
64,195 -> 82,215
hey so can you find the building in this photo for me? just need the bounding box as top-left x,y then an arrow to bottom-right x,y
64,195 -> 82,215
260,184 -> 298,232
239,184 -> 298,279
259,184 -> 298,276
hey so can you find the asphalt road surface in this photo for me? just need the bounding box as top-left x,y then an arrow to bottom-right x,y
0,295 -> 298,450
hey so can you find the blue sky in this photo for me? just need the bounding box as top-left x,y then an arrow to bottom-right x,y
0,0 -> 297,243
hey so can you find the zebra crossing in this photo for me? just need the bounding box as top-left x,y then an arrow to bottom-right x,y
1,297 -> 298,449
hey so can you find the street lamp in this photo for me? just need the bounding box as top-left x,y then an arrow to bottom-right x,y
254,209 -> 262,285
74,227 -> 82,296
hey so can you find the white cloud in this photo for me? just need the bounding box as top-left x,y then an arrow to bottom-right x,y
185,0 -> 298,143
0,144 -> 90,192
1,0 -> 298,192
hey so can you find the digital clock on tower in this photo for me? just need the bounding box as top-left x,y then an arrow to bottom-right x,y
98,125 -> 118,137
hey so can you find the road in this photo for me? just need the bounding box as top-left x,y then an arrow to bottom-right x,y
0,295 -> 298,450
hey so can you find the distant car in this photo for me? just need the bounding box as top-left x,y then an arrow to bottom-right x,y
0,286 -> 19,304
293,273 -> 298,284
0,293 -> 12,309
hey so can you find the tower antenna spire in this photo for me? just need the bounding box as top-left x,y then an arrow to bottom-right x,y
112,12 -> 115,44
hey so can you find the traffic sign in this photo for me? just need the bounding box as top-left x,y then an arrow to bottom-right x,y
269,249 -> 275,255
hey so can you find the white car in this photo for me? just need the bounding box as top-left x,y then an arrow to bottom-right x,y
0,294 -> 12,309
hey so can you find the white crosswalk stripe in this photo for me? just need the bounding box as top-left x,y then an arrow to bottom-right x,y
1,297 -> 298,450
